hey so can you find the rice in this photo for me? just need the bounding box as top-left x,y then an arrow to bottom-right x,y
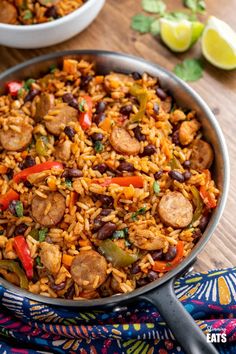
2,0 -> 85,26
0,58 -> 219,300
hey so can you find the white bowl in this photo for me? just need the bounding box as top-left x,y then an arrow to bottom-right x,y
0,0 -> 105,49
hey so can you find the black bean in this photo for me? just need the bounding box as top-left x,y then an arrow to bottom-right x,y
133,126 -> 145,142
96,194 -> 114,208
6,169 -> 14,180
45,5 -> 58,18
192,229 -> 202,243
140,144 -> 156,157
65,285 -> 75,299
62,168 -> 82,178
183,170 -> 192,181
14,223 -> 27,235
172,130 -> 180,145
51,281 -> 66,291
64,126 -> 76,139
94,112 -> 106,125
199,215 -> 210,232
97,222 -> 117,240
153,102 -> 159,114
164,246 -> 177,261
93,216 -> 105,231
96,101 -> 107,114
136,278 -> 149,287
20,156 -> 36,169
147,270 -> 159,281
154,170 -> 163,180
156,87 -> 167,100
169,170 -> 185,183
100,209 -> 113,216
24,180 -> 32,188
132,72 -> 142,80
65,80 -> 74,86
117,161 -> 135,172
24,89 -> 40,103
91,133 -> 104,142
183,160 -> 191,168
93,163 -> 107,174
62,93 -> 78,109
80,75 -> 92,90
131,262 -> 141,274
8,200 -> 18,216
120,104 -> 133,116
151,250 -> 163,261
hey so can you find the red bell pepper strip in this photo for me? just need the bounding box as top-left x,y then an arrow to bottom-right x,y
92,176 -> 144,188
5,81 -> 23,97
200,170 -> 217,209
0,189 -> 19,211
152,241 -> 184,273
79,96 -> 93,130
13,236 -> 33,279
13,161 -> 63,183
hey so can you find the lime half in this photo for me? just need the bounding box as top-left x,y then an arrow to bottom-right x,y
160,19 -> 204,53
202,16 -> 236,70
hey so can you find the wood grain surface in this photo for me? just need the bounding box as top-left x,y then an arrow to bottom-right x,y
0,0 -> 235,272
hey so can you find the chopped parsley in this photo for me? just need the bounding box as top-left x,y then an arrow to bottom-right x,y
24,78 -> 35,90
78,99 -> 86,112
112,228 -> 129,239
131,207 -> 147,221
23,10 -> 33,20
15,201 -> 24,217
35,256 -> 42,267
49,64 -> 57,73
65,179 -> 72,188
94,141 -> 104,153
183,0 -> 206,13
38,228 -> 48,242
153,181 -> 160,194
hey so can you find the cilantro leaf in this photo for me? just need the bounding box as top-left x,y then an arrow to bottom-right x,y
15,201 -> 24,217
131,207 -> 147,221
142,0 -> 166,15
112,230 -> 126,239
164,11 -> 197,21
23,10 -> 33,20
183,0 -> 206,13
49,64 -> 57,73
153,181 -> 160,194
79,99 -> 86,112
150,19 -> 160,36
173,59 -> 203,82
131,14 -> 155,33
35,256 -> 42,267
94,141 -> 103,153
65,179 -> 72,188
24,78 -> 35,90
38,228 -> 48,242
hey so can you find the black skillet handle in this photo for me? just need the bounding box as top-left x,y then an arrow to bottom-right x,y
140,277 -> 218,354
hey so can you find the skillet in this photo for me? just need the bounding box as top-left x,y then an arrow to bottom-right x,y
0,50 -> 230,354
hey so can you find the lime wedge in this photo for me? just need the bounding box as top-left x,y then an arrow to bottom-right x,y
160,19 -> 204,53
202,16 -> 236,70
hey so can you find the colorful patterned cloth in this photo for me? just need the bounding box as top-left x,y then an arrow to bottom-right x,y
0,267 -> 236,353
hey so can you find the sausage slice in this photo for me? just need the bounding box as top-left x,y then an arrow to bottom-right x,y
35,92 -> 54,122
158,191 -> 193,228
71,250 -> 107,290
0,118 -> 33,151
32,192 -> 65,226
0,1 -> 17,24
54,140 -> 72,161
45,105 -> 78,136
110,127 -> 140,155
40,243 -> 61,274
190,139 -> 214,170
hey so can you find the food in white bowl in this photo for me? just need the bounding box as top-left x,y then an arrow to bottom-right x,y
0,0 -> 105,48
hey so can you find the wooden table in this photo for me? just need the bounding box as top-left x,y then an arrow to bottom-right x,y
0,0 -> 235,272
